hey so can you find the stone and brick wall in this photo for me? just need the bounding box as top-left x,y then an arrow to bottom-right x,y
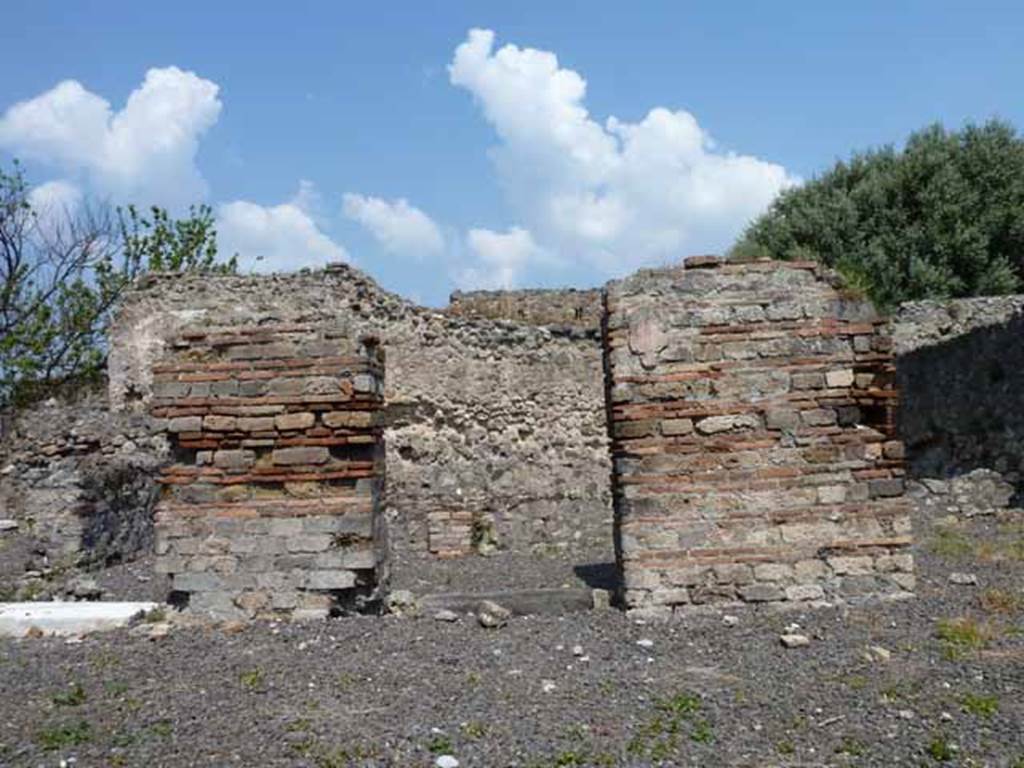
894,296 -> 1024,496
110,265 -> 612,570
604,258 -> 914,613
150,322 -> 385,619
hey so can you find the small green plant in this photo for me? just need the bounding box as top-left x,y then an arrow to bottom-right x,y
287,718 -> 314,733
104,680 -> 130,696
930,528 -> 973,559
335,672 -> 355,690
427,734 -> 453,754
553,750 -> 589,767
657,692 -> 702,717
835,736 -> 866,757
961,693 -> 999,718
150,719 -> 174,738
936,616 -> 997,659
690,719 -> 714,744
777,740 -> 795,755
626,690 -> 708,760
52,682 -> 87,707
36,720 -> 92,750
142,606 -> 167,623
239,668 -> 265,690
927,735 -> 955,761
979,588 -> 1021,614
460,721 -> 487,740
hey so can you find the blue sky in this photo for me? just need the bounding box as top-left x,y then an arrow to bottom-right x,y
2,2 -> 1022,306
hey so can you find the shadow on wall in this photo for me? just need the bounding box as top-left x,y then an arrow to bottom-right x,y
897,311 -> 1024,503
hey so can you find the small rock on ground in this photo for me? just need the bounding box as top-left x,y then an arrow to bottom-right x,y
476,600 -> 510,629
780,634 -> 811,648
949,572 -> 979,585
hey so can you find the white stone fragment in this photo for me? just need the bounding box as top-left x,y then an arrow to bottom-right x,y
0,602 -> 161,637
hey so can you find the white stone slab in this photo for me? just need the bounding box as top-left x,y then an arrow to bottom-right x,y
0,602 -> 161,637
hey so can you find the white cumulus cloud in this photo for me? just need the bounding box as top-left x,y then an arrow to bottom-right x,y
28,179 -> 83,217
342,193 -> 444,258
0,67 -> 221,209
456,226 -> 539,289
217,184 -> 349,273
449,28 -> 797,273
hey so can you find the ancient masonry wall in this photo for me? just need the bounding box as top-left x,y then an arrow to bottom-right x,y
447,288 -> 603,331
0,390 -> 167,576
894,296 -> 1024,496
109,266 -> 612,565
150,322 -> 385,619
604,258 -> 914,612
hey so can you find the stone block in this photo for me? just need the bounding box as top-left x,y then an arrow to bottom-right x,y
825,369 -> 855,388
322,411 -> 373,429
801,408 -> 837,427
695,414 -> 760,435
869,478 -> 904,498
785,584 -> 825,601
272,446 -> 330,465
304,570 -> 357,590
661,418 -> 694,436
203,414 -> 238,431
828,556 -> 875,576
214,449 -> 255,471
238,416 -> 276,432
172,572 -> 223,592
739,583 -> 785,602
765,409 -> 799,431
713,563 -> 754,585
753,563 -> 792,582
817,485 -> 847,504
791,372 -> 825,390
275,412 -> 316,431
287,534 -> 333,553
169,416 -> 202,433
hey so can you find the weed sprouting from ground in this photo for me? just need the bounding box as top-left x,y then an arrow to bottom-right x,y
427,734 -> 453,754
52,682 -> 87,707
927,734 -> 956,761
960,693 -> 999,718
930,528 -> 973,559
36,720 -> 92,750
936,616 -> 999,660
239,668 -> 265,690
625,690 -> 712,759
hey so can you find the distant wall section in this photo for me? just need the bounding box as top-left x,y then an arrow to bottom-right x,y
894,296 -> 1024,494
109,267 -> 613,567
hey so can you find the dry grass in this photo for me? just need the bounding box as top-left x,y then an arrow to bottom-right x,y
978,588 -> 1021,615
936,615 -> 1002,660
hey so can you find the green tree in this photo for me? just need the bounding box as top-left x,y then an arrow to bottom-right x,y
118,204 -> 235,274
0,163 -> 235,406
731,119 -> 1024,309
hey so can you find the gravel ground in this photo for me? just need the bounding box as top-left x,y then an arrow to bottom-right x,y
1,501 -> 1023,767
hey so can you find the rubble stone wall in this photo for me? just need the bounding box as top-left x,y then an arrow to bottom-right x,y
894,296 -> 1024,495
0,390 -> 167,573
150,321 -> 385,619
110,266 -> 612,564
604,258 -> 914,612
447,288 -> 603,331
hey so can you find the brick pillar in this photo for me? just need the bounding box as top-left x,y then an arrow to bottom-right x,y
150,322 -> 386,619
604,258 -> 913,613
